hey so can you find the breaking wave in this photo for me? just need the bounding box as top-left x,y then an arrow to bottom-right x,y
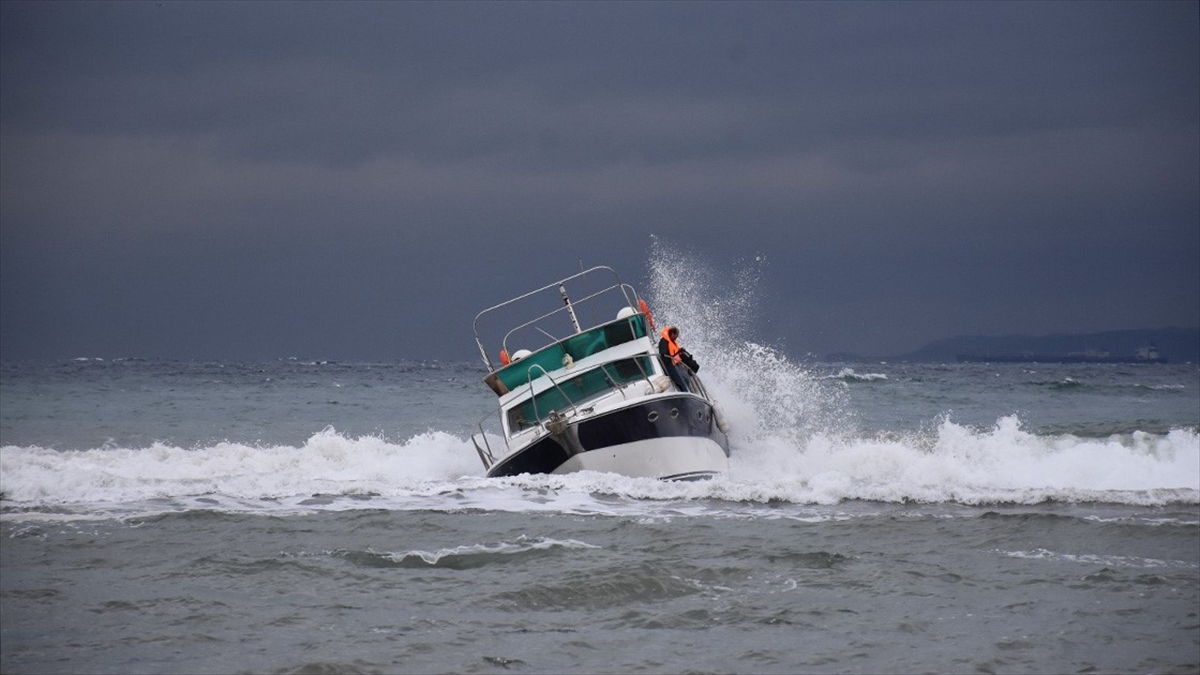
2,418 -> 1197,521
4,242 -> 1198,521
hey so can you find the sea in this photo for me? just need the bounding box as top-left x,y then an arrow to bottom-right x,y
2,263 -> 1198,674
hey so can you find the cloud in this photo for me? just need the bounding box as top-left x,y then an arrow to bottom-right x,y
1,1 -> 1196,360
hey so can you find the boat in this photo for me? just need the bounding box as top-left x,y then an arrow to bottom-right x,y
470,266 -> 730,480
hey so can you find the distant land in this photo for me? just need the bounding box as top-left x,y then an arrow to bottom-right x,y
826,327 -> 1200,363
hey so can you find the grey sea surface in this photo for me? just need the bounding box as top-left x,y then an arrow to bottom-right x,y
2,358 -> 1198,674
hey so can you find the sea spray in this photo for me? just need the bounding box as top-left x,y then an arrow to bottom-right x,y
644,237 -> 853,448
638,238 -> 1199,505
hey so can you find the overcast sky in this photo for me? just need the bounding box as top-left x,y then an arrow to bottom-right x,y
2,1 -> 1197,361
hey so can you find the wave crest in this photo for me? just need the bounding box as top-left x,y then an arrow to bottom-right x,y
2,417 -> 1196,518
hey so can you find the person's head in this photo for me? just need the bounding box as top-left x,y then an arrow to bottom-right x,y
668,327 -> 680,340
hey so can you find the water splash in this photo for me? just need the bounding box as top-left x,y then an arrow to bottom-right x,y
2,422 -> 1197,519
1,241 -> 1196,516
644,236 -> 853,449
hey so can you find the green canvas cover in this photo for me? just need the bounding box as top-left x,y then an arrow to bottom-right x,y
494,313 -> 648,392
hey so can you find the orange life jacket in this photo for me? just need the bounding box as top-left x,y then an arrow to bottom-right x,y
660,327 -> 682,364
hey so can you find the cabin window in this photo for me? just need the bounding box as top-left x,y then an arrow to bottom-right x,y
506,356 -> 656,433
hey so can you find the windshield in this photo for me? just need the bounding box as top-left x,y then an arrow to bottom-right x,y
507,356 -> 656,433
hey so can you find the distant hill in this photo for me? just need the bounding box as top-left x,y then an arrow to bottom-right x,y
895,327 -> 1200,364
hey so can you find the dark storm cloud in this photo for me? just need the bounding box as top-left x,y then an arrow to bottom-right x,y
1,1 -> 1197,360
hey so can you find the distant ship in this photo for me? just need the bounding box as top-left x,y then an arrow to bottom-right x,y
957,344 -> 1167,364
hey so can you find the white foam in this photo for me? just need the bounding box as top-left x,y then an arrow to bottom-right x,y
825,367 -> 889,382
385,536 -> 600,565
1000,548 -> 1200,570
640,239 -> 1199,506
725,417 -> 1200,505
1,420 -> 1197,519
2,243 -> 1197,519
0,426 -> 481,507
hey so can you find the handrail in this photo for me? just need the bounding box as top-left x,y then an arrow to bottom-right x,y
471,409 -> 505,469
674,356 -> 711,398
472,266 -> 642,372
523,364 -> 580,426
627,352 -> 659,395
594,362 -> 628,403
472,419 -> 495,468
473,265 -> 623,329
499,283 -> 631,358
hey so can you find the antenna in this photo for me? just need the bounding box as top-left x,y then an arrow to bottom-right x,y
559,284 -> 582,333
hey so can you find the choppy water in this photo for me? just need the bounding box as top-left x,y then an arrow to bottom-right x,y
2,253 -> 1198,673
3,356 -> 1197,675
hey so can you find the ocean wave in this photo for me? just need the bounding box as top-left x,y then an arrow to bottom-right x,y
1027,377 -> 1190,395
0,427 -> 481,508
999,548 -> 1200,570
2,418 -> 1197,520
824,368 -> 889,383
6,243 -> 1195,520
1038,377 -> 1086,390
337,536 -> 600,569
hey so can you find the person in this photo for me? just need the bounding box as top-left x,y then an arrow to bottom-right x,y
658,326 -> 697,392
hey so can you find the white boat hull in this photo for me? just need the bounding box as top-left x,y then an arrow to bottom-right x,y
553,436 -> 729,480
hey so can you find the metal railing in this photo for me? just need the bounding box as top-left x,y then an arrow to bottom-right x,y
472,266 -> 642,372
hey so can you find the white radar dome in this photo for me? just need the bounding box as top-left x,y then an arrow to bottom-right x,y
511,349 -> 533,362
616,306 -> 639,320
